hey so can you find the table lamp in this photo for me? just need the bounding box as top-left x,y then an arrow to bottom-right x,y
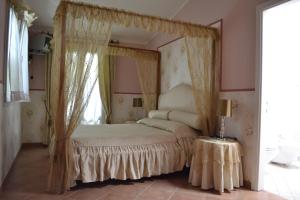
218,99 -> 232,139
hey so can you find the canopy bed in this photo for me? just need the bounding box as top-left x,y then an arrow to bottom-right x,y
47,0 -> 219,193
72,84 -> 199,184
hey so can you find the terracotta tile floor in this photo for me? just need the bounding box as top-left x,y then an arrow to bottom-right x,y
0,146 -> 285,200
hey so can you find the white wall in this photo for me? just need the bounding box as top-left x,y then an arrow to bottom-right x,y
0,0 -> 23,187
21,54 -> 47,143
21,91 -> 46,143
112,94 -> 146,124
0,85 -> 22,186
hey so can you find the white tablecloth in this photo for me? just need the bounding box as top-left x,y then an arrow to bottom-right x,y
188,137 -> 243,193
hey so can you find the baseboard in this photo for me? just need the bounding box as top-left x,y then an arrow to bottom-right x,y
243,180 -> 252,190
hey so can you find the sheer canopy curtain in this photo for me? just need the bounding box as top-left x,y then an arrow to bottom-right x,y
6,6 -> 30,102
48,2 -> 112,193
136,58 -> 158,112
185,37 -> 219,136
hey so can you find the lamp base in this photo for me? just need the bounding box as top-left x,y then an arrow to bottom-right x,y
219,116 -> 226,139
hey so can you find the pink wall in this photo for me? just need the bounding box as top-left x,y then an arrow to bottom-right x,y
112,42 -> 146,94
29,55 -> 45,90
147,0 -> 268,91
114,56 -> 141,94
0,0 -> 8,83
29,53 -> 140,93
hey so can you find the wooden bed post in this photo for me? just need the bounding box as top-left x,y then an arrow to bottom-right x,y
48,2 -> 68,193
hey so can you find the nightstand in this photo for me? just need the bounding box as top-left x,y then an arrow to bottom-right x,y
188,136 -> 243,193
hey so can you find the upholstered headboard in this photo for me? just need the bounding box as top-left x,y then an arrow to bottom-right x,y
158,84 -> 196,113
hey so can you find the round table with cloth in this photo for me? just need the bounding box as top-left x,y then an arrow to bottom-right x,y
188,136 -> 243,193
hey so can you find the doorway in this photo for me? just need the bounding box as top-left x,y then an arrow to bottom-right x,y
257,0 -> 300,199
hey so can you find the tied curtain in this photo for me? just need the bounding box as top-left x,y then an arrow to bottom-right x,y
49,0 -> 218,193
43,49 -> 52,145
98,55 -> 112,124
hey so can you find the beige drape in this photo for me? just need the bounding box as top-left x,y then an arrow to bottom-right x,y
136,58 -> 158,112
48,2 -> 111,193
43,50 -> 52,145
98,55 -> 112,123
185,37 -> 219,136
66,1 -> 217,38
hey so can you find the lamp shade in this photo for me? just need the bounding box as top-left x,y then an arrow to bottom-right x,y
218,99 -> 232,117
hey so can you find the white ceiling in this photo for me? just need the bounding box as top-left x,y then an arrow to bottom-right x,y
25,0 -> 189,45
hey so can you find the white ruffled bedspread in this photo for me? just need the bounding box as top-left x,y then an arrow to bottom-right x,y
71,119 -> 198,183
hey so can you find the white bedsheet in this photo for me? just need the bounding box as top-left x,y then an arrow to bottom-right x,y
72,124 -> 176,147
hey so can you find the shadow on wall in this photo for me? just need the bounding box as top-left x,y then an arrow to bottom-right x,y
0,85 -> 22,186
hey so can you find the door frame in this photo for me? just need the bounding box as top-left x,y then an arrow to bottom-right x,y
254,0 -> 291,191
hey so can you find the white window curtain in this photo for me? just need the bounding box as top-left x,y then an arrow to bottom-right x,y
80,53 -> 103,125
5,6 -> 30,102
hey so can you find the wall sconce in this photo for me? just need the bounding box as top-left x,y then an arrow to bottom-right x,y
132,98 -> 143,107
132,98 -> 143,121
231,100 -> 239,109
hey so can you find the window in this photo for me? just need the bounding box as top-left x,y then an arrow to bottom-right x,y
65,52 -> 103,125
81,53 -> 103,125
5,6 -> 30,102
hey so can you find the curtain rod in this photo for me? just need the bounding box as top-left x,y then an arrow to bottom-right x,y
61,0 -> 216,33
108,44 -> 160,54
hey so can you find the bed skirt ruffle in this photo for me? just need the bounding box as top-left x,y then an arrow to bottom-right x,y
177,137 -> 195,166
72,142 -> 187,183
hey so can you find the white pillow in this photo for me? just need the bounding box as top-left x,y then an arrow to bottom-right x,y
168,110 -> 201,130
148,110 -> 170,120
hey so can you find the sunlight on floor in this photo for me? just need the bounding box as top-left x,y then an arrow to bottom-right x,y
264,162 -> 300,200
262,0 -> 300,199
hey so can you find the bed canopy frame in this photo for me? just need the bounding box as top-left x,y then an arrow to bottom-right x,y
48,0 -> 219,193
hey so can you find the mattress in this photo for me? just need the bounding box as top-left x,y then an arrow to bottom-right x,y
71,118 -> 198,183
